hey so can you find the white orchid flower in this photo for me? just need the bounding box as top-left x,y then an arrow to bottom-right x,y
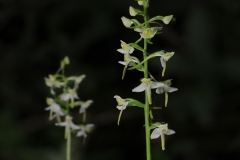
45,98 -> 65,121
151,124 -> 175,150
159,52 -> 174,76
76,124 -> 94,138
132,78 -> 164,104
79,100 -> 93,122
117,40 -> 134,54
156,79 -> 178,107
134,27 -> 162,39
44,74 -> 64,94
67,75 -> 86,89
114,95 -> 129,125
55,116 -> 80,139
60,88 -> 79,108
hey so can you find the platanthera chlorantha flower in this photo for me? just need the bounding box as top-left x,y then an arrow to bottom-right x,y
56,116 -> 80,139
60,88 -> 79,108
156,79 -> 178,107
132,78 -> 164,104
67,75 -> 86,89
134,27 -> 162,39
159,52 -> 174,77
114,95 -> 129,125
44,74 -> 64,94
162,15 -> 173,24
117,40 -> 137,79
121,16 -> 133,27
151,124 -> 175,150
45,98 -> 65,120
76,124 -> 94,138
79,100 -> 93,114
117,40 -> 134,54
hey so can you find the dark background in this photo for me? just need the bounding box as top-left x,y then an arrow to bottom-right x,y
1,0 -> 240,160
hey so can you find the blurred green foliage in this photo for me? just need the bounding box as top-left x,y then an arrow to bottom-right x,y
0,0 -> 240,160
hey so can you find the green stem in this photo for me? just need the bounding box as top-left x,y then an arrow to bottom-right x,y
143,1 -> 151,160
66,132 -> 71,160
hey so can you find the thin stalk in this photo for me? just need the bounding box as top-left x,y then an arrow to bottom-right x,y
143,1 -> 151,160
66,133 -> 71,160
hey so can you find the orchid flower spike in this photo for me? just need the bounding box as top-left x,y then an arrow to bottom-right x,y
156,79 -> 178,107
45,98 -> 65,121
132,78 -> 164,104
55,116 -> 80,139
114,95 -> 129,125
151,123 -> 175,150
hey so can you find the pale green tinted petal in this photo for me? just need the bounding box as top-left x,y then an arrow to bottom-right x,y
160,57 -> 166,67
163,52 -> 174,61
121,16 -> 133,27
156,87 -> 164,94
166,86 -> 178,93
118,61 -> 126,65
129,6 -> 138,16
164,129 -> 175,135
70,122 -> 80,130
132,84 -> 146,92
76,130 -> 87,137
151,82 -> 164,89
61,93 -> 71,101
137,1 -> 144,5
55,122 -> 67,127
163,15 -> 173,24
151,128 -> 161,139
129,47 -> 134,54
134,28 -> 143,32
151,27 -> 162,32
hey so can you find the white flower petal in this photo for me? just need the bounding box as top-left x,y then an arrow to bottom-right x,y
156,87 -> 164,94
160,57 -> 166,67
164,129 -> 175,135
132,84 -> 146,92
151,82 -> 164,89
151,128 -> 161,139
166,87 -> 178,93
134,28 -> 143,32
117,49 -> 128,54
61,94 -> 71,101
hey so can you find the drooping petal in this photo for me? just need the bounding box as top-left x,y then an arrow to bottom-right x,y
76,130 -> 87,138
151,128 -> 161,139
156,87 -> 164,94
